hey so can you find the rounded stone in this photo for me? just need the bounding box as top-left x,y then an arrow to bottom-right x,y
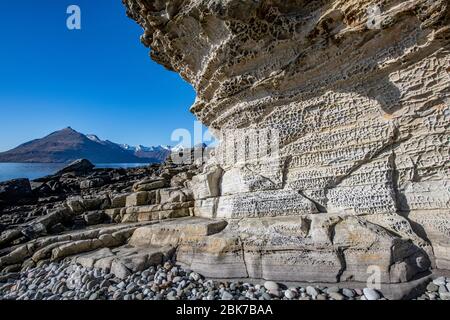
154,293 -> 163,300
433,277 -> 446,286
326,287 -> 340,294
136,293 -> 144,300
221,291 -> 234,300
190,272 -> 201,281
86,280 -> 98,291
306,286 -> 319,297
427,293 -> 437,300
329,292 -> 345,300
269,290 -> 281,298
89,293 -> 98,300
263,281 -> 279,292
440,292 -> 450,300
284,289 -> 297,299
261,293 -> 271,300
363,288 -> 381,300
342,288 -> 355,298
438,285 -> 448,294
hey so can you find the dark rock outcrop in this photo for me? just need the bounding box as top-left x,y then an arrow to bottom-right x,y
0,179 -> 35,207
55,159 -> 94,176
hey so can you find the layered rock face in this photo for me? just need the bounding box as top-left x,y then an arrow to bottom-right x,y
122,0 -> 450,284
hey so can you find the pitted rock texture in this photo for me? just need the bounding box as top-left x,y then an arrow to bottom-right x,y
123,0 -> 449,283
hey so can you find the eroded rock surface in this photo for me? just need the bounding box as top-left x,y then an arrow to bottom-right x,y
122,0 -> 450,283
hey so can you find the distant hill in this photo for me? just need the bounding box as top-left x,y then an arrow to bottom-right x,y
0,127 -> 169,163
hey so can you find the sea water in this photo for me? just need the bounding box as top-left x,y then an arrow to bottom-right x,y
0,163 -> 150,182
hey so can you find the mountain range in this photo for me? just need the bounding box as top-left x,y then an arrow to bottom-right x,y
0,127 -> 176,163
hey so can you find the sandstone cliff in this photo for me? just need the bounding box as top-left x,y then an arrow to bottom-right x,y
121,0 -> 450,283
1,1 -> 448,289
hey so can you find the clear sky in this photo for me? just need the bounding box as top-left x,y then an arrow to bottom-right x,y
0,1 -> 199,152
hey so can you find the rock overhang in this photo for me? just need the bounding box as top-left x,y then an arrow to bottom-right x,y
118,0 -> 450,283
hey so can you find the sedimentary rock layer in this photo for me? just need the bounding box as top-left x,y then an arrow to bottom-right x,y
123,0 -> 448,283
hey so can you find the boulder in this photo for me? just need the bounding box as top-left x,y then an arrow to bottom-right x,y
126,192 -> 149,207
51,239 -> 101,260
21,208 -> 72,239
66,195 -> 111,214
73,246 -> 169,279
159,188 -> 190,204
55,159 -> 94,176
83,211 -> 105,226
0,178 -> 34,206
80,178 -> 105,189
189,165 -> 223,200
170,171 -> 195,187
0,245 -> 31,268
110,194 -> 129,208
0,229 -> 22,248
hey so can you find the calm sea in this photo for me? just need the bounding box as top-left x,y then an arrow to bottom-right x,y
0,163 -> 150,182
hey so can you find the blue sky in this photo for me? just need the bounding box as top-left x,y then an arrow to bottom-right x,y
0,1 -> 199,152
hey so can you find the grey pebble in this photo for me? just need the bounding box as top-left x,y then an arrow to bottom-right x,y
342,288 -> 355,298
221,291 -> 234,300
426,282 -> 439,292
